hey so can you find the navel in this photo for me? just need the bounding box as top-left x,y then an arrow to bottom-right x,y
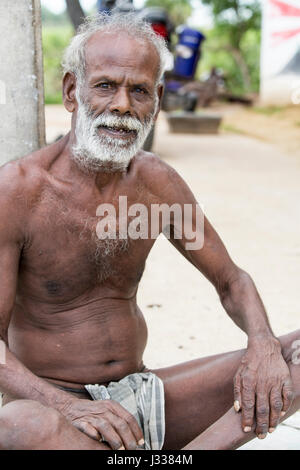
45,280 -> 62,296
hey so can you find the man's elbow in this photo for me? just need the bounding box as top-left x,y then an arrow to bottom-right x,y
219,268 -> 253,309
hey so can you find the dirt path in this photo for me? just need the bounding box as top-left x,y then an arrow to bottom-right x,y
220,104 -> 300,156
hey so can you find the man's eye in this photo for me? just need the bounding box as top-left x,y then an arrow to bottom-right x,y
134,87 -> 147,94
96,83 -> 110,89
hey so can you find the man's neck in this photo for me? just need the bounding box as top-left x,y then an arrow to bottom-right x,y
58,131 -> 127,192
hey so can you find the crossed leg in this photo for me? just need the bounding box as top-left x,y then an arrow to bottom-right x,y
0,329 -> 299,450
0,400 -> 110,450
153,329 -> 300,449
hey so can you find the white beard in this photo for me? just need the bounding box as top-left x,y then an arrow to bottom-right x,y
71,97 -> 156,173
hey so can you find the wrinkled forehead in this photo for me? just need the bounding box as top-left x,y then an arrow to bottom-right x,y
84,30 -> 160,85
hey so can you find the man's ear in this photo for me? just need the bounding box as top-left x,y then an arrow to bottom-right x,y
154,83 -> 164,121
62,72 -> 77,113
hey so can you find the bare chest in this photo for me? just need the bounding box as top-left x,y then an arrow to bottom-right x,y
18,189 -> 152,301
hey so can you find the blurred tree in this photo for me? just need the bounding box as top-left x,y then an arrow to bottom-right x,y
66,0 -> 85,30
144,0 -> 192,25
201,0 -> 261,90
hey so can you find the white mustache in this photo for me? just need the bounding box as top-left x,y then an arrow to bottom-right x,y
72,96 -> 156,173
91,112 -> 144,133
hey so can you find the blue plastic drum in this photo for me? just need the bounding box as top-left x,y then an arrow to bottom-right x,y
174,27 -> 206,79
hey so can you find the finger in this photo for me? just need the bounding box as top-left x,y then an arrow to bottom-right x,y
107,411 -> 139,450
233,373 -> 242,412
93,417 -> 125,450
282,381 -> 294,416
110,401 -> 144,445
241,375 -> 256,432
74,420 -> 102,441
269,387 -> 283,432
255,392 -> 269,439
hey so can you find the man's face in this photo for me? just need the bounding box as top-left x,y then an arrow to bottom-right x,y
70,31 -> 162,172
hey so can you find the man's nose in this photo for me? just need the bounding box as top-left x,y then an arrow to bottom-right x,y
109,86 -> 132,116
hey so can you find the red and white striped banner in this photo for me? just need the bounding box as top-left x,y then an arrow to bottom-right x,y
261,0 -> 300,104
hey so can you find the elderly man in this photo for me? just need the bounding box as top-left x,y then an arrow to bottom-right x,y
0,13 -> 299,451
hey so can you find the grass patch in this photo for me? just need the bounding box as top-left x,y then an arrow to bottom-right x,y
252,106 -> 284,116
221,124 -> 247,135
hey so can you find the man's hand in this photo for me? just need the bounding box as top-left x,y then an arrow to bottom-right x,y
233,335 -> 294,438
61,398 -> 144,450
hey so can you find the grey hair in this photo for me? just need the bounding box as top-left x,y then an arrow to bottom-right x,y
62,11 -> 170,90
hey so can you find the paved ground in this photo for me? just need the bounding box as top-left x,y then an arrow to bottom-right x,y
9,105 -> 300,449
239,414 -> 300,450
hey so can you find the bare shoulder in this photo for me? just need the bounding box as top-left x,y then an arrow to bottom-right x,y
0,157 -> 42,246
131,150 -> 195,204
0,137 -> 67,205
0,139 -> 67,234
132,151 -> 183,190
0,151 -> 44,207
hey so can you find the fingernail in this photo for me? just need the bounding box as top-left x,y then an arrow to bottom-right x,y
234,400 -> 240,412
244,426 -> 251,433
118,446 -> 125,450
138,438 -> 145,446
269,428 -> 276,433
281,411 -> 286,417
258,434 -> 267,440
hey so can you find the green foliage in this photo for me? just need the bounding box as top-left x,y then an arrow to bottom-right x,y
201,0 -> 261,47
198,26 -> 261,94
144,0 -> 192,25
240,28 -> 261,92
201,1 -> 261,25
42,26 -> 73,104
198,0 -> 261,93
198,41 -> 242,94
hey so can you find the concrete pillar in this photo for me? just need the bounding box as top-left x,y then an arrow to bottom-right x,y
0,0 -> 45,165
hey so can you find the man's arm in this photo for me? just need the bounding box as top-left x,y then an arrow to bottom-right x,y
151,158 -> 293,438
173,217 -> 292,438
0,161 -> 143,450
0,163 -> 74,410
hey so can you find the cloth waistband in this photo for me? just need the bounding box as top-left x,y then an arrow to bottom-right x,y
53,366 -> 148,395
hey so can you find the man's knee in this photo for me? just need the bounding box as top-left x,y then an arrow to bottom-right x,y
278,331 -> 300,402
280,330 -> 300,365
0,400 -> 63,450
